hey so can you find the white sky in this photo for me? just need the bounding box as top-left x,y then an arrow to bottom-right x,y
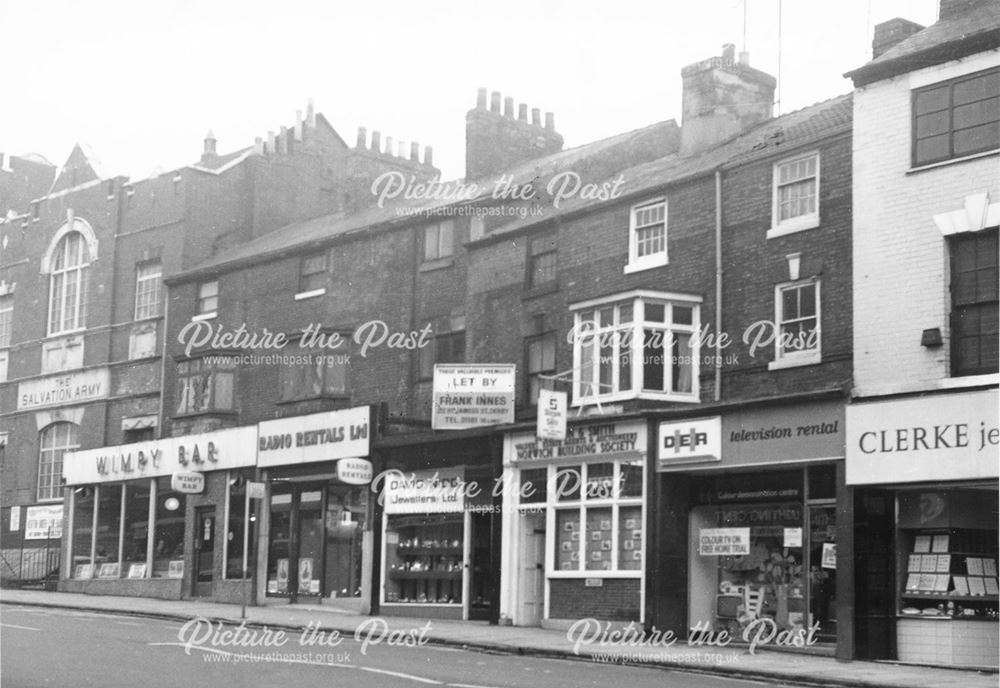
0,0 -> 940,181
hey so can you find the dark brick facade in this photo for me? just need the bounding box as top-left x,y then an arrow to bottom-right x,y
549,578 -> 641,621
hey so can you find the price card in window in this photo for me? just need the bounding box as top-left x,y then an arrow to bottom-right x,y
783,527 -> 802,548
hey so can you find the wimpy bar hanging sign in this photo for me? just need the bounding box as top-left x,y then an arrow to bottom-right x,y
63,426 -> 257,485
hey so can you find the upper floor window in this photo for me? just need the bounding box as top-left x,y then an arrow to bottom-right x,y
299,254 -> 327,295
197,281 -> 218,316
48,231 -> 90,335
572,292 -> 700,404
950,229 -> 998,377
423,220 -> 454,262
525,332 -> 556,406
625,199 -> 667,273
134,261 -> 162,320
770,279 -> 821,370
913,68 -> 1000,167
418,330 -> 465,381
0,294 -> 12,347
770,153 -> 819,237
38,422 -> 78,501
279,342 -> 350,401
175,357 -> 235,415
527,234 -> 557,289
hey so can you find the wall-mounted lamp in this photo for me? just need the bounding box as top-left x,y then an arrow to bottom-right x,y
921,327 -> 943,348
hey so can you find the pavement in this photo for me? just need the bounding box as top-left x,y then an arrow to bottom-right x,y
1,588 -> 996,688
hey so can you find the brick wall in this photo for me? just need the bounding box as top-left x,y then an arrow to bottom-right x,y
549,578 -> 640,621
852,53 -> 1000,395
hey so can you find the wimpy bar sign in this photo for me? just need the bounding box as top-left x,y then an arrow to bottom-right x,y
63,426 -> 257,485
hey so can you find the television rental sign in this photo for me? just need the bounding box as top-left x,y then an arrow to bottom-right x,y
699,527 -> 750,555
257,406 -> 371,468
432,364 -> 515,430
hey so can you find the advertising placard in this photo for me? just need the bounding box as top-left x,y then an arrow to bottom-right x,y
24,504 -> 64,540
432,365 -> 515,429
658,417 -> 721,468
508,420 -> 646,464
698,527 -> 750,555
257,407 -> 370,468
537,389 -> 567,440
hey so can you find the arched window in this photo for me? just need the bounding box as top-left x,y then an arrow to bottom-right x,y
38,422 -> 78,501
48,231 -> 90,335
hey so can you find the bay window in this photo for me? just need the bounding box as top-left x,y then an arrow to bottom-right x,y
571,291 -> 700,404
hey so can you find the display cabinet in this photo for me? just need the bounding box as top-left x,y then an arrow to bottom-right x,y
384,514 -> 463,604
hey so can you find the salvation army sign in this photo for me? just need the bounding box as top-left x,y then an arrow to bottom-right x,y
18,368 -> 109,410
63,426 -> 256,485
257,407 -> 370,468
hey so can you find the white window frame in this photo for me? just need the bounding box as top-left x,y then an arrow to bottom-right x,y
624,198 -> 668,273
196,280 -> 218,319
0,293 -> 12,347
570,290 -> 701,405
768,152 -> 820,239
38,422 -> 78,502
769,279 -> 821,370
423,220 -> 455,262
47,232 -> 90,336
134,261 -> 162,321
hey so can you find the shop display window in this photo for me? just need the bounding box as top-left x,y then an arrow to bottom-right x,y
224,472 -> 258,579
94,484 -> 122,577
153,477 -> 185,578
71,488 -> 95,577
384,514 -> 463,604
267,492 -> 292,594
123,481 -> 151,577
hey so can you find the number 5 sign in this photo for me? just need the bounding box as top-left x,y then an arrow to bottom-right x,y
537,389 -> 567,441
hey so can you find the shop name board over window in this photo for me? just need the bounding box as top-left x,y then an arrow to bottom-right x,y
432,365 -> 515,430
383,468 -> 466,514
846,390 -> 999,485
17,368 -> 110,411
658,418 -> 721,468
257,406 -> 371,468
510,421 -> 646,463
63,426 -> 257,485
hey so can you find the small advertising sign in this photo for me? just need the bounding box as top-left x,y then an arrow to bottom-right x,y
821,542 -> 837,569
257,407 -> 371,468
783,527 -> 803,548
699,527 -> 750,555
537,389 -> 567,441
24,504 -> 64,540
383,468 -> 466,514
336,458 -> 373,485
246,481 -> 266,499
170,471 -> 205,494
658,417 -> 722,469
432,364 -> 515,430
9,506 -> 20,532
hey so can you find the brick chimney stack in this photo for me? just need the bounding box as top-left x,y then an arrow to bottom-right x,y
465,88 -> 564,181
679,44 -> 776,156
200,130 -> 219,165
939,0 -> 993,20
872,18 -> 925,58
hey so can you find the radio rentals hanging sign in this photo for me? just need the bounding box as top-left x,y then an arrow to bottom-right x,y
432,365 -> 515,430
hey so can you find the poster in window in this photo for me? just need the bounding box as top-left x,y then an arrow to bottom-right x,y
904,573 -> 920,591
277,558 -> 289,593
298,558 -> 313,590
75,564 -> 94,579
168,560 -> 184,578
984,558 -> 998,577
935,555 -> 951,573
967,577 -> 987,596
967,557 -> 985,575
820,542 -> 836,569
985,578 -> 999,595
931,534 -> 950,553
913,535 -> 931,553
952,576 -> 969,595
98,563 -> 120,579
907,554 -> 921,571
127,563 -> 147,579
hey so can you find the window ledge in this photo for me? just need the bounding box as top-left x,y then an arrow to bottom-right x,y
572,391 -> 699,407
172,409 -> 237,419
191,312 -> 217,322
623,255 -> 668,275
275,395 -> 350,406
522,283 -> 559,300
132,316 -> 163,325
419,257 -> 454,273
768,354 -> 821,371
907,149 -> 999,175
294,288 -> 326,301
767,217 -> 820,239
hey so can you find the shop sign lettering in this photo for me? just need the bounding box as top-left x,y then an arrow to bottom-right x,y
698,527 -> 750,555
336,458 -> 373,485
17,368 -> 110,410
657,418 -> 721,468
378,468 -> 468,514
24,504 -> 64,540
171,471 -> 205,494
257,407 -> 371,467
432,365 -> 515,429
511,421 -> 646,462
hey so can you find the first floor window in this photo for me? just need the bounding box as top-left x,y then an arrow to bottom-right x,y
418,330 -> 465,380
279,343 -> 349,401
951,229 -> 999,376
527,235 -> 557,288
299,254 -> 327,293
423,220 -> 455,262
773,153 -> 819,230
134,260 -> 162,320
913,68 -> 1000,166
626,199 -> 667,271
176,357 -> 236,415
197,280 -> 218,315
38,422 -> 78,501
572,293 -> 699,404
773,280 -> 821,367
525,334 -> 556,406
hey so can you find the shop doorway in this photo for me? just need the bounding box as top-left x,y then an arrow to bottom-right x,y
517,511 -> 546,625
468,512 -> 493,621
853,489 -> 895,660
193,506 -> 215,597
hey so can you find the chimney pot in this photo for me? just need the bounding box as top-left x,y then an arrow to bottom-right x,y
476,88 -> 488,109
518,103 -> 527,121
503,96 -> 514,118
203,130 -> 217,156
295,110 -> 304,141
423,145 -> 433,167
254,137 -> 264,155
306,99 -> 316,128
267,130 -> 277,154
531,108 -> 541,126
738,51 -> 750,66
410,141 -> 420,161
371,130 -> 381,153
357,127 -> 367,148
490,91 -> 501,113
385,136 -> 394,156
722,43 -> 736,65
398,140 -> 407,158
279,126 -> 289,154
545,112 -> 555,131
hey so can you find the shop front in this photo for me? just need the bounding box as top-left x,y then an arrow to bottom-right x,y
255,406 -> 373,608
648,399 -> 846,653
846,389 -> 998,668
60,426 -> 258,601
374,433 -> 500,621
499,419 -> 647,627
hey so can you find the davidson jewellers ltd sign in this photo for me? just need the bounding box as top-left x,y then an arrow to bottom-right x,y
63,426 -> 257,486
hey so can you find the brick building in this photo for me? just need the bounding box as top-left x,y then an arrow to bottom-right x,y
843,0 -> 999,667
0,103 -> 438,592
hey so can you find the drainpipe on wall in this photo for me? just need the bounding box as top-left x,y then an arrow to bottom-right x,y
156,284 -> 169,439
714,170 -> 723,402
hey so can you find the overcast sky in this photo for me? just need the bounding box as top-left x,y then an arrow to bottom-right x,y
1,0 -> 940,182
